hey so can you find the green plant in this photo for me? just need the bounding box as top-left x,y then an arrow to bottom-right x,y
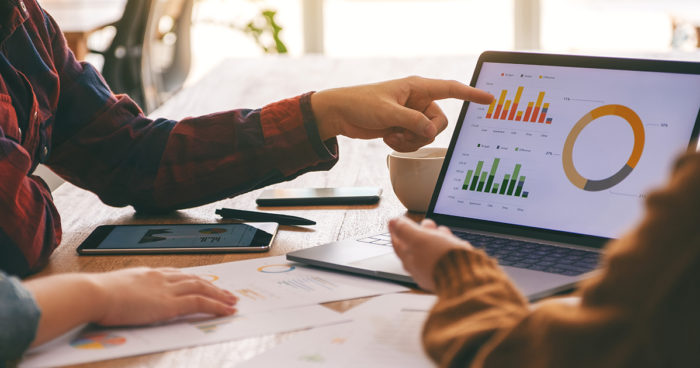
195,0 -> 288,55
241,9 -> 287,54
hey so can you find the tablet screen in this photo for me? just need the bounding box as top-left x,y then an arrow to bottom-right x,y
96,224 -> 274,249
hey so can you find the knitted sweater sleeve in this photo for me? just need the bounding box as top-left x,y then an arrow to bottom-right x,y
423,152 -> 700,368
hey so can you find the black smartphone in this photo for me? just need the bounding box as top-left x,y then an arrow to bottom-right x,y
256,187 -> 382,206
77,223 -> 278,255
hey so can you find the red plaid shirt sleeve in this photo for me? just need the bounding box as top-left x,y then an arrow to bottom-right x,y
0,1 -> 338,276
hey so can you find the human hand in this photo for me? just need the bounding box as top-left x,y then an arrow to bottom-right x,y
311,76 -> 494,152
93,267 -> 237,326
389,217 -> 473,291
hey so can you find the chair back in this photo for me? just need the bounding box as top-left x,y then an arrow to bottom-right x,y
141,0 -> 194,112
100,0 -> 193,113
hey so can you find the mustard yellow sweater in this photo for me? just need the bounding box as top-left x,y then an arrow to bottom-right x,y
424,152 -> 700,367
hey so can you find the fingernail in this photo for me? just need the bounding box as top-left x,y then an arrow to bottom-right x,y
423,124 -> 437,137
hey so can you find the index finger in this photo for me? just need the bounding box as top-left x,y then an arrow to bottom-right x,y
418,78 -> 494,105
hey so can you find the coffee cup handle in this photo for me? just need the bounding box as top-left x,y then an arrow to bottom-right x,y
386,154 -> 390,169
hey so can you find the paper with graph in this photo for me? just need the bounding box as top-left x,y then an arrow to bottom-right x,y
182,255 -> 409,315
19,304 -> 347,368
20,256 -> 407,367
240,293 -> 437,367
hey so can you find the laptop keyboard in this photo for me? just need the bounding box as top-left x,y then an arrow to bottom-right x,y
357,231 -> 599,276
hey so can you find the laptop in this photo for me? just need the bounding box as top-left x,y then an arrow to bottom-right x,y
288,51 -> 700,301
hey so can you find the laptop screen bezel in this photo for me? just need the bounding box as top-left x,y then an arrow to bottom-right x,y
426,51 -> 700,249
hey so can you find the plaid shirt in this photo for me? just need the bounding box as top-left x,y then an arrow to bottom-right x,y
0,0 -> 338,276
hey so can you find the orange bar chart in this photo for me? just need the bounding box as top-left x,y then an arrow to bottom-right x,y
500,100 -> 512,120
507,86 -> 524,120
538,103 -> 550,123
486,99 -> 496,119
489,90 -> 507,119
530,92 -> 545,122
523,102 -> 534,121
484,87 -> 553,125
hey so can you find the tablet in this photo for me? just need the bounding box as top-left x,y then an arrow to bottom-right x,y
77,223 -> 278,254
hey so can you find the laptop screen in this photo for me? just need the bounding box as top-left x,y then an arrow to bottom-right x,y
432,58 -> 700,239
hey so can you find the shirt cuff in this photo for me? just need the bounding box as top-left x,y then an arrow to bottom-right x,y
432,248 -> 517,299
0,273 -> 41,362
299,92 -> 338,160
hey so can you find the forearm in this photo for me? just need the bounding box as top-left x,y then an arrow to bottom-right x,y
24,273 -> 104,347
49,92 -> 337,212
133,93 -> 338,211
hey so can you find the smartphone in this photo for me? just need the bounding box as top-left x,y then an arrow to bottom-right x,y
256,187 -> 382,206
77,223 -> 278,255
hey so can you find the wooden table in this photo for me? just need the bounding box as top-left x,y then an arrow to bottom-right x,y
34,55 -> 478,367
40,0 -> 126,60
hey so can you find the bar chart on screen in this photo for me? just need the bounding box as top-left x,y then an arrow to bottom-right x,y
461,157 -> 530,198
485,86 -> 554,125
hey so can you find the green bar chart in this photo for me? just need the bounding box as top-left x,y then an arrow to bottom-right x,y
461,158 -> 529,198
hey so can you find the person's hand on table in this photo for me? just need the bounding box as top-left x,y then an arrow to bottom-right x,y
389,217 -> 473,291
25,267 -> 237,347
311,76 -> 494,152
93,267 -> 237,326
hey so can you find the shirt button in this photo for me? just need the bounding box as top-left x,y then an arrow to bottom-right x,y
42,146 -> 48,157
19,1 -> 27,12
34,111 -> 38,120
18,128 -> 22,142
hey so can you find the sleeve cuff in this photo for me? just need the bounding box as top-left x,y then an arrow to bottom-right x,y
432,248 -> 519,299
0,274 -> 41,361
299,92 -> 338,161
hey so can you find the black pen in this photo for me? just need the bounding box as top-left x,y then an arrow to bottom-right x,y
215,208 -> 316,226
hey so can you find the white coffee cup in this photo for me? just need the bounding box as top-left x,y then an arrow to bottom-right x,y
387,147 -> 447,213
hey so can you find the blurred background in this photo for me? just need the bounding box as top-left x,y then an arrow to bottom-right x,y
188,0 -> 700,82
35,0 -> 700,190
41,0 -> 700,102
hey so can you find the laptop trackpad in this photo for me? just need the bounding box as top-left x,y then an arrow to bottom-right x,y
349,252 -> 410,276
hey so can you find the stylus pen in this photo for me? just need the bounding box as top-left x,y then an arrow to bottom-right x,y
215,208 -> 316,226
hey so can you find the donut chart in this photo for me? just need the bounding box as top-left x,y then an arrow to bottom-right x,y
562,104 -> 644,191
257,264 -> 296,273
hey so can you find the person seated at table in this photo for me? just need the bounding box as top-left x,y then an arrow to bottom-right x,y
0,0 -> 494,276
390,151 -> 700,367
1,267 -> 236,364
